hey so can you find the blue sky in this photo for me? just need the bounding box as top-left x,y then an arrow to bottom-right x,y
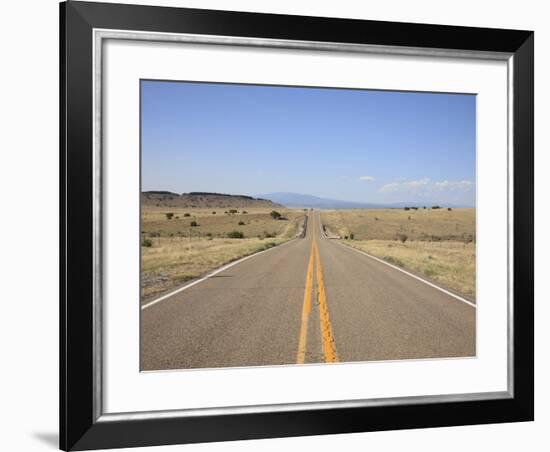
141,80 -> 476,206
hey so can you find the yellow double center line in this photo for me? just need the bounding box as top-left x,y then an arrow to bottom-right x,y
296,224 -> 339,364
313,238 -> 339,363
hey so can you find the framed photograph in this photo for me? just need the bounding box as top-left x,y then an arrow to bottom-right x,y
60,1 -> 533,450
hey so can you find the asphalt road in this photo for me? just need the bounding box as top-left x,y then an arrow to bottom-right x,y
141,211 -> 475,370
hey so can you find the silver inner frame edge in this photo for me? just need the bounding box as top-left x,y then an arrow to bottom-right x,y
92,29 -> 514,423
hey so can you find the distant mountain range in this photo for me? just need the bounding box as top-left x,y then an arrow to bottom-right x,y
256,192 -> 472,209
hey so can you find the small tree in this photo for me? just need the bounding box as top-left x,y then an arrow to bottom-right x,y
165,212 -> 174,220
270,210 -> 281,220
349,232 -> 355,240
398,233 -> 408,245
190,221 -> 198,227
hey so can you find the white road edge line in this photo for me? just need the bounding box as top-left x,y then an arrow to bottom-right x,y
141,238 -> 297,310
338,241 -> 476,308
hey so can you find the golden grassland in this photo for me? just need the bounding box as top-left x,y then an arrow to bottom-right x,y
320,208 -> 475,241
141,206 -> 304,239
321,208 -> 476,298
141,206 -> 304,301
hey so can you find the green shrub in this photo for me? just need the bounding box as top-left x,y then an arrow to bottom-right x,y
190,221 -> 198,227
165,212 -> 174,220
227,230 -> 244,239
270,211 -> 281,220
425,267 -> 438,277
141,238 -> 153,247
384,256 -> 405,267
238,220 -> 245,226
183,213 -> 191,217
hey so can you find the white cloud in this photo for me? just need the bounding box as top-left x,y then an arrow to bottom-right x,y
358,175 -> 375,181
433,180 -> 474,191
379,178 -> 474,194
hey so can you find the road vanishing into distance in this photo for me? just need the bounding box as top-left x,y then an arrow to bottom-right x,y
141,211 -> 476,371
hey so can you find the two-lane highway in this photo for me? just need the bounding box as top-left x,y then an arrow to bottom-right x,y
141,211 -> 475,371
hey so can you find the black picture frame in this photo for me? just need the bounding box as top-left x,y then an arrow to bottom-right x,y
60,1 -> 534,450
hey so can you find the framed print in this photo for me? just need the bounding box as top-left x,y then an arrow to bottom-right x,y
60,1 -> 534,450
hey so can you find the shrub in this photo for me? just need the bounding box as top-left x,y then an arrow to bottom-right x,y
190,221 -> 198,227
227,230 -> 244,239
141,238 -> 153,247
270,210 -> 281,220
212,211 -> 216,215
432,205 -> 441,209
404,207 -> 410,211
344,235 -> 349,240
165,212 -> 174,220
397,233 -> 408,244
238,220 -> 245,225
229,209 -> 238,214
349,232 -> 354,240
447,207 -> 452,211
183,213 -> 191,217
425,268 -> 438,277
384,256 -> 405,267
242,210 -> 248,214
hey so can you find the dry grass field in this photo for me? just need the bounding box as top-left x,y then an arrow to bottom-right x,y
321,208 -> 476,298
320,208 -> 475,242
141,206 -> 305,301
142,206 -> 304,239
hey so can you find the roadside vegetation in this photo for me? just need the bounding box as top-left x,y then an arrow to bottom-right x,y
321,208 -> 476,298
141,206 -> 305,301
